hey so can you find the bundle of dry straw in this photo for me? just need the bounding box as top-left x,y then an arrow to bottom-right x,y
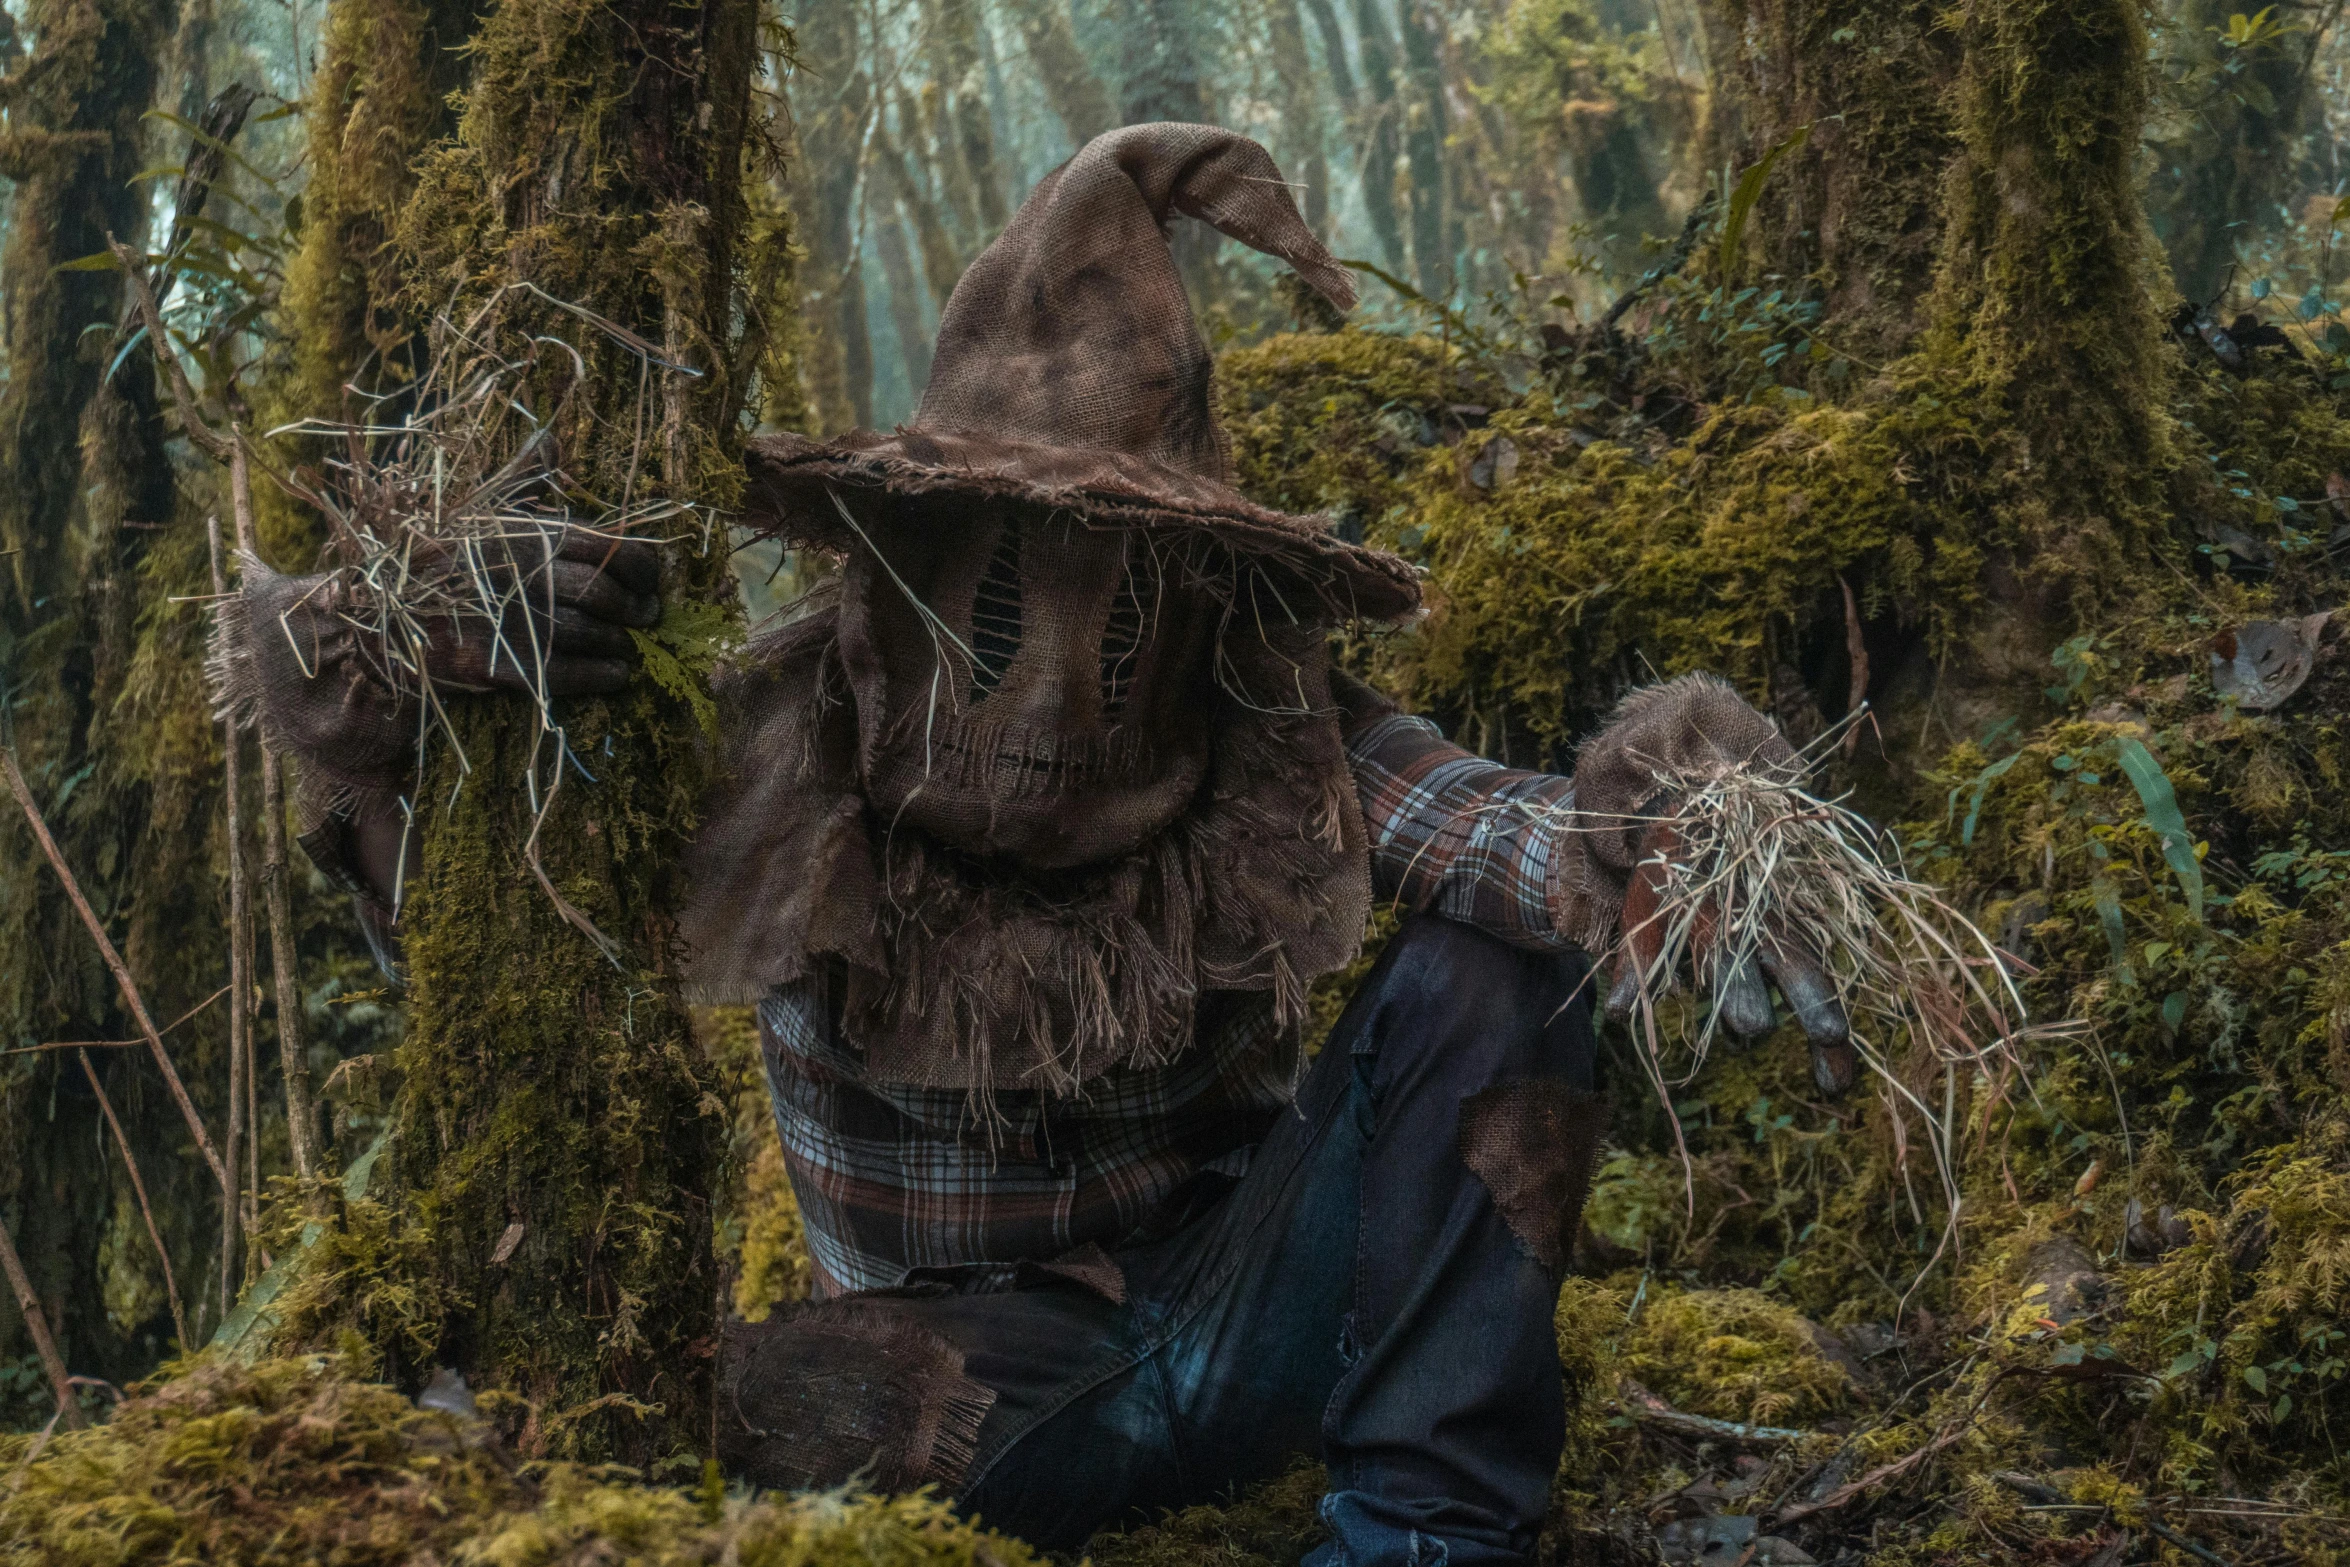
1559,723 -> 2066,1267
267,285 -> 704,960
271,284 -> 701,773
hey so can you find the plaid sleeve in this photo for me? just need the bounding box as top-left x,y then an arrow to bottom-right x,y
1344,710 -> 1586,952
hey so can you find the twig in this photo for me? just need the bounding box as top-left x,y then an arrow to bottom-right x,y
3,1407 -> 64,1492
0,1202 -> 84,1429
1839,573 -> 1869,759
1770,1416 -> 1973,1526
0,748 -> 230,1193
76,1049 -> 189,1350
209,514 -> 253,1312
0,982 -> 230,1056
2141,1517 -> 2236,1567
1616,1378 -> 1808,1444
230,440 -> 321,1181
108,237 -> 232,465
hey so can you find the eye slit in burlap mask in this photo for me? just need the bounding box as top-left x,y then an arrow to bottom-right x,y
836,491 -> 1222,872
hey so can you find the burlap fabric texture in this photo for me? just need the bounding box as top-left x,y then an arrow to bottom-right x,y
679,124 -> 1421,1101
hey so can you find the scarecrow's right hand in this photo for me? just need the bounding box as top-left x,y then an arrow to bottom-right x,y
1599,815 -> 1858,1095
1571,675 -> 1858,1095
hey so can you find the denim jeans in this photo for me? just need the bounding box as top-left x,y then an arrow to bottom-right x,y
729,915 -> 1600,1567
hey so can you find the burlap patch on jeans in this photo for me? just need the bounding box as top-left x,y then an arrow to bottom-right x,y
719,1298 -> 997,1494
1457,1082 -> 1611,1274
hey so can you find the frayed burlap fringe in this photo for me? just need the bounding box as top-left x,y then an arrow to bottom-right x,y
718,1299 -> 997,1494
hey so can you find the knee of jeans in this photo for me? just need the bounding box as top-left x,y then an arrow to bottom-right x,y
1354,916 -> 1596,1090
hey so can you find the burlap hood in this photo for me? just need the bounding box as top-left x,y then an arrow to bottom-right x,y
740,122 -> 1419,624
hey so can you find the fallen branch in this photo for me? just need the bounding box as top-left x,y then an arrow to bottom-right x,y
1770,1418 -> 1973,1526
0,747 -> 230,1194
1616,1378 -> 1809,1445
209,512 -> 255,1309
0,1201 -> 84,1430
77,1048 -> 189,1349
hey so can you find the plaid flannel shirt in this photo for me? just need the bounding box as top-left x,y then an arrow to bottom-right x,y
760,709 -> 1585,1296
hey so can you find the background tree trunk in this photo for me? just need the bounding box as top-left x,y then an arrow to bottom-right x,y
0,0 -> 206,1410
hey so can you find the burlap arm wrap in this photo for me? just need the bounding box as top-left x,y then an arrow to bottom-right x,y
208,558 -> 421,912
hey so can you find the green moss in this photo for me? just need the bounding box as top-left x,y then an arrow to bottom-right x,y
227,0 -> 780,1466
1619,1284 -> 1857,1429
701,1006 -> 812,1323
0,1355 -> 1050,1565
1085,1459 -> 1328,1567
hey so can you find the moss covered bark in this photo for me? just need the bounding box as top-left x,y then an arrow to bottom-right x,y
251,0 -> 768,1464
1713,0 -> 1958,356
271,0 -> 478,480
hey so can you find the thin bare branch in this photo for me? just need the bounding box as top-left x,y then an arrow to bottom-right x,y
0,1202 -> 84,1430
77,1048 -> 189,1350
209,514 -> 252,1317
106,235 -> 232,465
231,441 -> 321,1181
0,747 -> 231,1193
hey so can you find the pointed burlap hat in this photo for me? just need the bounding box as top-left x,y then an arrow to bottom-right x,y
743,122 -> 1420,623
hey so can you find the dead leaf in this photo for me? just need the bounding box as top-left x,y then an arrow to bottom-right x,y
2211,611 -> 2331,711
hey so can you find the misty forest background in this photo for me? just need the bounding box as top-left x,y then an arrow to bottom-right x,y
7,0 -> 2350,1558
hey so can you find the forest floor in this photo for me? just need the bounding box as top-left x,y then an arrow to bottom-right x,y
12,307 -> 2350,1565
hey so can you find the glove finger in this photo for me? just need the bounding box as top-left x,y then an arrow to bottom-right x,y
1809,1038 -> 1860,1097
555,529 -> 663,596
541,603 -> 640,661
548,559 -> 662,627
1605,956 -> 1644,1023
1605,836 -> 1675,1024
1758,939 -> 1849,1044
1714,952 -> 1776,1043
540,656 -> 634,698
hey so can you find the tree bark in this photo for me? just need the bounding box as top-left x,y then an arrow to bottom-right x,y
790,0 -> 876,433
1005,0 -> 1115,148
1711,0 -> 1960,356
0,0 -> 191,1403
263,0 -> 767,1463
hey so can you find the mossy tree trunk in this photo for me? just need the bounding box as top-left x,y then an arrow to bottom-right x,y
1713,0 -> 1959,358
271,0 -> 766,1463
273,0 -> 479,454
791,0 -> 875,434
0,0 -> 225,1404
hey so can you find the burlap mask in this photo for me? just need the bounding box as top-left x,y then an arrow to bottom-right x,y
835,493 -> 1225,868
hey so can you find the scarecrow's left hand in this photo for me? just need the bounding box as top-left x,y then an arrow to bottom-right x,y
1570,676 -> 1858,1095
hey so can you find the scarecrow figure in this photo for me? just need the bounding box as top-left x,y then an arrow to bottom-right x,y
224,125 -> 1859,1566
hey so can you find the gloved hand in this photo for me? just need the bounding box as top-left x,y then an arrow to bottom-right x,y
1571,674 -> 1858,1094
216,524 -> 664,906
